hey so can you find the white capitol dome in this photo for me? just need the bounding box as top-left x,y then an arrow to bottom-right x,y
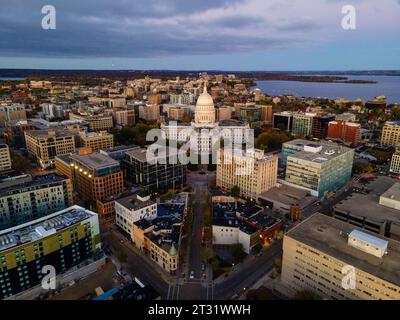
195,83 -> 215,124
196,85 -> 214,107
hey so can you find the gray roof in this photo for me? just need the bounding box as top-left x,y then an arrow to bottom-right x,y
287,213 -> 400,286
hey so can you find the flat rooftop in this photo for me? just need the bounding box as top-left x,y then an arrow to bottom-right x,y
381,183 -> 400,202
71,152 -> 119,169
285,139 -> 353,163
0,173 -> 68,193
116,194 -> 155,211
287,213 -> 400,286
259,184 -> 318,208
0,206 -> 96,253
334,176 -> 400,224
25,129 -> 76,138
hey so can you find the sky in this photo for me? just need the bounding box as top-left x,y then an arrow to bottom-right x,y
0,0 -> 399,70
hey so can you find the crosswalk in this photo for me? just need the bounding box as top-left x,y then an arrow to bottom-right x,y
166,278 -> 214,300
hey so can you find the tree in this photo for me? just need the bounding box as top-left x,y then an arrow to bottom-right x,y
230,243 -> 246,264
274,258 -> 282,273
230,185 -> 240,198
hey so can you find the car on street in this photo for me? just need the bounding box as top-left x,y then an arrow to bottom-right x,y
201,263 -> 205,271
190,271 -> 195,279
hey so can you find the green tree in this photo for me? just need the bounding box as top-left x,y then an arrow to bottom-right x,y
230,243 -> 246,264
274,258 -> 282,273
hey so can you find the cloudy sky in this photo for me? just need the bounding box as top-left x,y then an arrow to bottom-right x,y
0,0 -> 399,70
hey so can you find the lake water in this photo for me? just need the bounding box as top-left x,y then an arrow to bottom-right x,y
0,77 -> 24,81
253,75 -> 400,104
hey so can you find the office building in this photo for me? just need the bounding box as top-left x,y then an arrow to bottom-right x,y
67,152 -> 124,203
115,194 -> 157,237
292,113 -> 316,137
217,106 -> 232,122
239,105 -> 262,127
0,205 -> 101,299
79,131 -> 114,151
25,129 -> 76,168
123,148 -> 186,194
0,144 -> 12,172
283,140 -> 354,198
69,113 -> 113,132
281,213 -> 400,300
0,174 -> 73,230
381,121 -> 400,146
311,115 -> 335,139
216,149 -> 278,199
273,112 -> 293,132
327,120 -> 361,146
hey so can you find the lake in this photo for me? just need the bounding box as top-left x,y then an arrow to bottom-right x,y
253,75 -> 400,104
0,77 -> 25,81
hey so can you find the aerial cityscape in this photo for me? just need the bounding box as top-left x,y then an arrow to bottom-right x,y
0,0 -> 400,310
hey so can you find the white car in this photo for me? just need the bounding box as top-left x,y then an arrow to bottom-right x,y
190,271 -> 195,279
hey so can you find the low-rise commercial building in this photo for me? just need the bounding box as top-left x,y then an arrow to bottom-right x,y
389,146 -> 400,175
115,194 -> 157,237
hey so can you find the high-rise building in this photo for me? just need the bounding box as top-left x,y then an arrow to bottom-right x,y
282,213 -> 400,300
292,113 -> 316,137
273,112 -> 293,132
25,129 -> 76,168
390,146 -> 400,175
0,144 -> 12,172
327,120 -> 361,146
311,114 -> 335,139
283,140 -> 354,198
381,121 -> 400,146
66,152 -> 124,203
216,148 -> 278,199
0,173 -> 73,229
0,205 -> 102,299
123,148 -> 186,194
79,131 -> 114,151
239,105 -> 262,127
